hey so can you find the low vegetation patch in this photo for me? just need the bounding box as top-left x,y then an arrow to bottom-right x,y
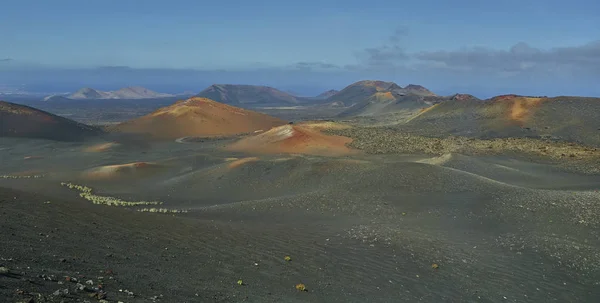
137,208 -> 189,213
60,182 -> 162,207
1,174 -> 44,179
331,127 -> 600,173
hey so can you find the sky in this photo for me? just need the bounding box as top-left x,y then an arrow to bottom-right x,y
1,0 -> 599,97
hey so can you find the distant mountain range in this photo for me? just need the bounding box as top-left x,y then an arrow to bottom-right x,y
4,79 -> 600,147
195,82 -> 436,106
43,86 -> 183,101
69,87 -> 174,99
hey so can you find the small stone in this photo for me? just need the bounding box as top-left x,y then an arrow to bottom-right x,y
86,279 -> 94,285
76,283 -> 86,291
431,263 -> 439,269
295,283 -> 307,292
0,266 -> 9,274
52,288 -> 69,297
284,255 -> 292,262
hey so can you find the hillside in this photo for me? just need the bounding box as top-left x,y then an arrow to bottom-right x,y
315,89 -> 339,99
110,97 -> 287,140
327,80 -> 438,111
400,95 -> 600,146
0,101 -> 102,141
67,86 -> 173,100
332,81 -> 440,118
196,84 -> 301,106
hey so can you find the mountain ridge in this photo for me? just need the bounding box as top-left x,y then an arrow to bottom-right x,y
65,86 -> 174,100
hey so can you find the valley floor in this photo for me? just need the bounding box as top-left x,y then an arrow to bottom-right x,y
1,132 -> 600,302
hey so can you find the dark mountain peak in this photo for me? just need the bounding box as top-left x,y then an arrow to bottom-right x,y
196,84 -> 299,105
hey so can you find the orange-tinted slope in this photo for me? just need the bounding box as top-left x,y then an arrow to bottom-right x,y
0,101 -> 102,141
226,124 -> 355,156
82,162 -> 164,180
110,97 -> 287,139
489,95 -> 549,124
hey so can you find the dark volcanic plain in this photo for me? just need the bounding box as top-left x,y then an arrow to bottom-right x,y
1,90 -> 600,302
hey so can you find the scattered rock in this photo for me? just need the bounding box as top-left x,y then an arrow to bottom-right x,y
75,283 -> 87,292
295,283 -> 307,292
91,291 -> 107,299
39,274 -> 58,281
52,288 -> 69,297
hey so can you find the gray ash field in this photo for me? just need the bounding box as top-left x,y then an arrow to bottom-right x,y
2,128 -> 600,302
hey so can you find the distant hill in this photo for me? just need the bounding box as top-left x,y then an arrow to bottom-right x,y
401,95 -> 600,146
110,97 -> 287,140
327,80 -> 437,108
333,80 -> 440,117
315,89 -> 339,99
196,84 -> 302,106
66,86 -> 173,100
0,101 -> 103,141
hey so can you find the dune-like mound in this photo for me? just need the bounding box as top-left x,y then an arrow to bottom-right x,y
226,124 -> 355,156
0,101 -> 102,141
83,142 -> 121,152
226,157 -> 260,169
110,97 -> 287,140
82,162 -> 164,180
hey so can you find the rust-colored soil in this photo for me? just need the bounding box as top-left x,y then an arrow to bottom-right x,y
82,162 -> 164,180
489,95 -> 549,124
110,97 -> 287,140
83,142 -> 120,152
227,157 -> 260,169
226,124 -> 355,156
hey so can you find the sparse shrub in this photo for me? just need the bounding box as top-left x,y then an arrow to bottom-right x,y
60,182 -> 162,207
1,174 -> 44,179
137,208 -> 189,214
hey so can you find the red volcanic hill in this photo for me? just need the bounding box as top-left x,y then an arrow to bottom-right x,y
226,123 -> 355,156
110,97 -> 287,140
0,101 -> 102,141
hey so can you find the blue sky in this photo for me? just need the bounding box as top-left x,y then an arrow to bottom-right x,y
1,0 -> 599,97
